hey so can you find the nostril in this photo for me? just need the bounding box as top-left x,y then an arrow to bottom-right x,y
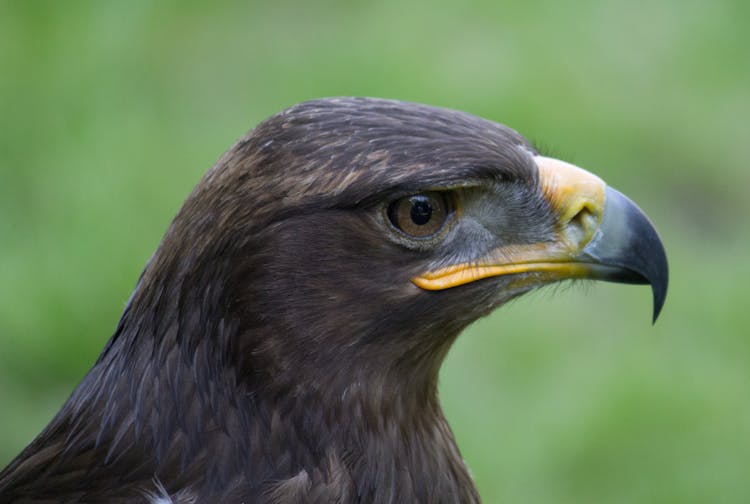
570,206 -> 588,230
566,204 -> 598,245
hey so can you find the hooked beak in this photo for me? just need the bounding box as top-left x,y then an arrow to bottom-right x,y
413,156 -> 669,322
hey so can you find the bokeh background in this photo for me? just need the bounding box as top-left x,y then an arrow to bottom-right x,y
1,1 -> 748,502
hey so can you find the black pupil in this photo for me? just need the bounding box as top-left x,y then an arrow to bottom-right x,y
410,196 -> 433,226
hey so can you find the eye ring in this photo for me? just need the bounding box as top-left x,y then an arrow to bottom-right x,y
385,191 -> 455,240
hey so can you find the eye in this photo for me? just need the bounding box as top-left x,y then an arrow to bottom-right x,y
386,192 -> 455,239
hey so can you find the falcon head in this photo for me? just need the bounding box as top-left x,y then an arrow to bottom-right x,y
156,97 -> 667,390
0,97 -> 669,502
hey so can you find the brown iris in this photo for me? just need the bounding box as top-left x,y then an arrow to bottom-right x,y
387,192 -> 453,238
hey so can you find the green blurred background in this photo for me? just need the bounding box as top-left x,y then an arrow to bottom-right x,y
1,1 -> 748,502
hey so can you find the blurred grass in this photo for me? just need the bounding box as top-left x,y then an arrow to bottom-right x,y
1,0 -> 748,502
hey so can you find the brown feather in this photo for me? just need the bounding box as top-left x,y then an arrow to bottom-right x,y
0,97 -> 550,503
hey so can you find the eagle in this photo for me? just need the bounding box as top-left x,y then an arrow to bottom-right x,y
0,97 -> 667,503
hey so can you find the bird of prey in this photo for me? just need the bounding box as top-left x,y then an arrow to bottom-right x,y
0,97 -> 667,503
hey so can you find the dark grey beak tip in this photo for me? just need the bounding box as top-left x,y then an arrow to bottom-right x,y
650,251 -> 668,324
583,187 -> 669,324
626,198 -> 668,324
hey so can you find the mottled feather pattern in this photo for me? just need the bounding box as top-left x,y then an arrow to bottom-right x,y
0,97 -> 553,502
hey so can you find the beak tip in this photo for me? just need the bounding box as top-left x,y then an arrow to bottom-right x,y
584,187 -> 669,325
649,232 -> 669,325
651,268 -> 668,324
